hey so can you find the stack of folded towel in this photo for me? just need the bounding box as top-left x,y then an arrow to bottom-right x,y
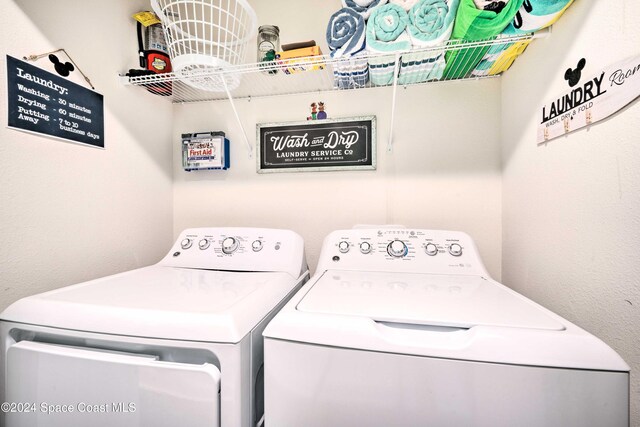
365,3 -> 412,86
327,7 -> 369,89
471,0 -> 574,77
442,0 -> 523,80
399,0 -> 460,84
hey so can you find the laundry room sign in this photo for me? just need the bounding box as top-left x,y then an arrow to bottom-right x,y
538,54 -> 640,144
257,116 -> 376,173
6,55 -> 105,148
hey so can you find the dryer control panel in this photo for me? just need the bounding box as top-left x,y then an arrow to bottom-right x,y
316,228 -> 488,277
158,227 -> 307,278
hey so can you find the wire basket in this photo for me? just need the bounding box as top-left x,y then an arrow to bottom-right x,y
151,0 -> 257,92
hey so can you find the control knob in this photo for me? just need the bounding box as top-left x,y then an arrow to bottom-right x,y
425,243 -> 438,256
387,240 -> 408,258
252,240 -> 263,252
338,241 -> 350,254
359,241 -> 372,254
181,238 -> 193,249
448,243 -> 463,257
198,239 -> 210,250
222,237 -> 239,254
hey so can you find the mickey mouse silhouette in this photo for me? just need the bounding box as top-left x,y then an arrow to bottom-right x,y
49,54 -> 75,77
564,58 -> 586,87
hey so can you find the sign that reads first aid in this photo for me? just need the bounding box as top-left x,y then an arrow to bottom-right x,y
538,54 -> 640,144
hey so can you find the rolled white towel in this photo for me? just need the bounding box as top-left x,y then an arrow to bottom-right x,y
327,7 -> 367,58
327,7 -> 370,88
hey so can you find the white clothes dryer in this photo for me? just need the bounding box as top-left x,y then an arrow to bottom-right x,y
0,227 -> 308,427
263,228 -> 629,427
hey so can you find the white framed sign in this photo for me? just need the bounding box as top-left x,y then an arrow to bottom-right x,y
538,54 -> 640,144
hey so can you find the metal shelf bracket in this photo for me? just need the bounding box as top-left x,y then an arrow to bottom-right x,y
222,78 -> 253,158
388,53 -> 401,153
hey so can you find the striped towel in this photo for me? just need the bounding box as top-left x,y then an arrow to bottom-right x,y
342,0 -> 389,20
366,3 -> 412,86
327,7 -> 370,89
399,0 -> 460,84
471,0 -> 574,77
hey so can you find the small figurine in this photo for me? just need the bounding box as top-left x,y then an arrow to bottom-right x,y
307,102 -> 317,120
317,101 -> 327,119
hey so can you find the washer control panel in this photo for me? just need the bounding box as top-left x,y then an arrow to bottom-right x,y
318,228 -> 487,276
159,227 -> 307,278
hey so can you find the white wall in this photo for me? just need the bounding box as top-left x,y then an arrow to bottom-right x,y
3,0 -> 635,422
0,0 -> 174,311
501,0 -> 640,424
173,80 -> 503,276
172,0 -> 503,277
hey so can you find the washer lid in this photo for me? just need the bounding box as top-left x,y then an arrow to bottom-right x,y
296,270 -> 564,331
1,266 -> 302,343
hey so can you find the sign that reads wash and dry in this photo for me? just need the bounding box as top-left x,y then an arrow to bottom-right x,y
257,117 -> 376,173
538,54 -> 640,144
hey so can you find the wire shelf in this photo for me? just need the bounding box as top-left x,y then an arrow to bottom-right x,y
121,32 -> 540,103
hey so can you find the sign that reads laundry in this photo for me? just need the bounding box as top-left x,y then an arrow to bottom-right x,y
6,55 -> 104,148
257,116 -> 376,173
538,54 -> 640,144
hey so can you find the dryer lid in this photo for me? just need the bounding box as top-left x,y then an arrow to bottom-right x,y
296,270 -> 564,331
1,266 -> 303,343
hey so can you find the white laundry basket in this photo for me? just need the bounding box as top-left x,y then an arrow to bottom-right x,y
151,0 -> 257,91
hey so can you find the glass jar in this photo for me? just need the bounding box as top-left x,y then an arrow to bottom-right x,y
257,25 -> 280,74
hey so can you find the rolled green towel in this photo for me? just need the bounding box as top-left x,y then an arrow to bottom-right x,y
366,3 -> 412,53
366,3 -> 412,85
442,0 -> 523,79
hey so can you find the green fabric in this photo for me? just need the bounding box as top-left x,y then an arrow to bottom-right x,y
443,0 -> 524,79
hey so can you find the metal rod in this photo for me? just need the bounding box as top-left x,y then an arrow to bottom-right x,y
24,48 -> 95,89
222,76 -> 253,158
388,52 -> 401,153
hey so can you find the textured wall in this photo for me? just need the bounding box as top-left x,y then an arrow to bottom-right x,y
501,0 -> 640,424
0,0 -> 174,311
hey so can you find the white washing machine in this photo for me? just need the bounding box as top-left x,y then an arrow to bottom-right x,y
0,227 -> 308,427
263,228 -> 629,427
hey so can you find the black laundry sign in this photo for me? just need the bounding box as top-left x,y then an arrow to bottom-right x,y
257,116 -> 376,173
6,55 -> 104,148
